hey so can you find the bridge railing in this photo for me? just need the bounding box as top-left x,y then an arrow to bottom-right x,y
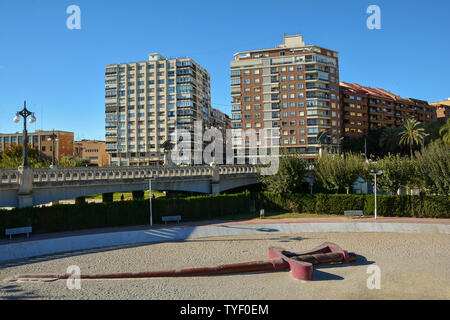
0,165 -> 257,186
0,169 -> 20,184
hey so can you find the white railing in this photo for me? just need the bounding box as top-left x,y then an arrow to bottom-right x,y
0,165 -> 258,186
0,169 -> 20,184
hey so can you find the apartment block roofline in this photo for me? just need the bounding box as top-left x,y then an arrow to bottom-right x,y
106,54 -> 199,67
340,82 -> 438,108
75,139 -> 106,143
0,129 -> 74,136
233,33 -> 338,58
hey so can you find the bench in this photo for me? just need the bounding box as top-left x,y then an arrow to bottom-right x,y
162,215 -> 181,224
344,210 -> 364,217
5,226 -> 32,239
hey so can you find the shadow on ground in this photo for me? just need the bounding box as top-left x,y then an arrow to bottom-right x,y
0,283 -> 42,300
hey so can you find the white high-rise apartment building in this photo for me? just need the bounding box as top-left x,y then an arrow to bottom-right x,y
105,53 -> 215,166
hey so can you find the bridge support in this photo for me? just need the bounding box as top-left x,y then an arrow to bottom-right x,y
102,193 -> 113,203
75,197 -> 86,204
17,166 -> 33,208
18,194 -> 33,208
210,163 -> 220,195
132,190 -> 144,200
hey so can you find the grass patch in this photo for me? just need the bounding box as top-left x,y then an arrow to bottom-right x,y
86,190 -> 165,200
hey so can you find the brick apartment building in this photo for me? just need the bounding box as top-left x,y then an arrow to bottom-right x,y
0,130 -> 74,161
340,82 -> 437,138
230,33 -> 342,160
430,98 -> 450,123
73,139 -> 109,166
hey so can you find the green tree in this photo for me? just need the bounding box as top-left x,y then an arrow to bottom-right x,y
260,154 -> 308,197
0,144 -> 48,168
58,156 -> 90,167
439,118 -> 450,146
379,127 -> 402,155
314,152 -> 366,194
374,155 -> 415,195
399,119 -> 429,158
413,142 -> 450,196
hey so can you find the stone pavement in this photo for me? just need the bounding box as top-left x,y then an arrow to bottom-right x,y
0,216 -> 448,263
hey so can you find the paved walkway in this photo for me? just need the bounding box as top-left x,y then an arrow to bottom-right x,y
0,217 -> 448,263
1,216 -> 448,245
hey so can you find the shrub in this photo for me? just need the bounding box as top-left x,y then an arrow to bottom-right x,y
0,192 -> 252,238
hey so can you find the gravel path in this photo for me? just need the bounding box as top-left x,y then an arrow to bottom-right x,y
0,232 -> 449,300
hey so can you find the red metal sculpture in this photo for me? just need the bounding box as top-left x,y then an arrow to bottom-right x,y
10,242 -> 356,282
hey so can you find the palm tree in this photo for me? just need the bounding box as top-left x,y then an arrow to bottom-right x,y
379,126 -> 401,155
439,118 -> 450,145
399,119 -> 429,158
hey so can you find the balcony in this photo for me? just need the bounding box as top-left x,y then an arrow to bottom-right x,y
305,76 -> 329,83
305,85 -> 329,91
305,66 -> 328,73
306,94 -> 329,100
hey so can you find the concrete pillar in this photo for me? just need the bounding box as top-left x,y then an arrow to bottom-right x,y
132,190 -> 144,200
210,162 -> 220,195
18,194 -> 33,208
211,183 -> 220,195
17,166 -> 34,208
102,193 -> 113,203
75,197 -> 86,204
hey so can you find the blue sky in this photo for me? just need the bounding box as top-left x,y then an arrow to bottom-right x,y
1,0 -> 449,140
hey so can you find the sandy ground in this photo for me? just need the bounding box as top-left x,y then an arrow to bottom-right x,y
0,232 -> 449,300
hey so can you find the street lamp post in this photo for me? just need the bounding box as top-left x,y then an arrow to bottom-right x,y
13,101 -> 36,168
47,130 -> 59,167
370,170 -> 383,220
149,179 -> 153,227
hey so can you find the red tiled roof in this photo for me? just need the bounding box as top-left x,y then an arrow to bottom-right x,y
340,82 -> 428,105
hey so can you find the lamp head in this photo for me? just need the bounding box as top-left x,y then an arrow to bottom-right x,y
29,113 -> 36,124
13,113 -> 20,123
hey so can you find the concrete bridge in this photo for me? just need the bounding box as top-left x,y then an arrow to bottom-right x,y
0,164 -> 259,208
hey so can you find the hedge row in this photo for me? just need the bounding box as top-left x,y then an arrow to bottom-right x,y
0,192 -> 252,238
256,192 -> 450,218
0,192 -> 448,238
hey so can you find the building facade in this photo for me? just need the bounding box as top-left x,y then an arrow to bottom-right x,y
230,33 -> 342,160
105,53 -> 217,166
430,98 -> 450,123
340,82 -> 437,138
73,140 -> 109,166
0,130 -> 74,161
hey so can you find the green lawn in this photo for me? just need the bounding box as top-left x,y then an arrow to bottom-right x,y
86,190 -> 165,200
